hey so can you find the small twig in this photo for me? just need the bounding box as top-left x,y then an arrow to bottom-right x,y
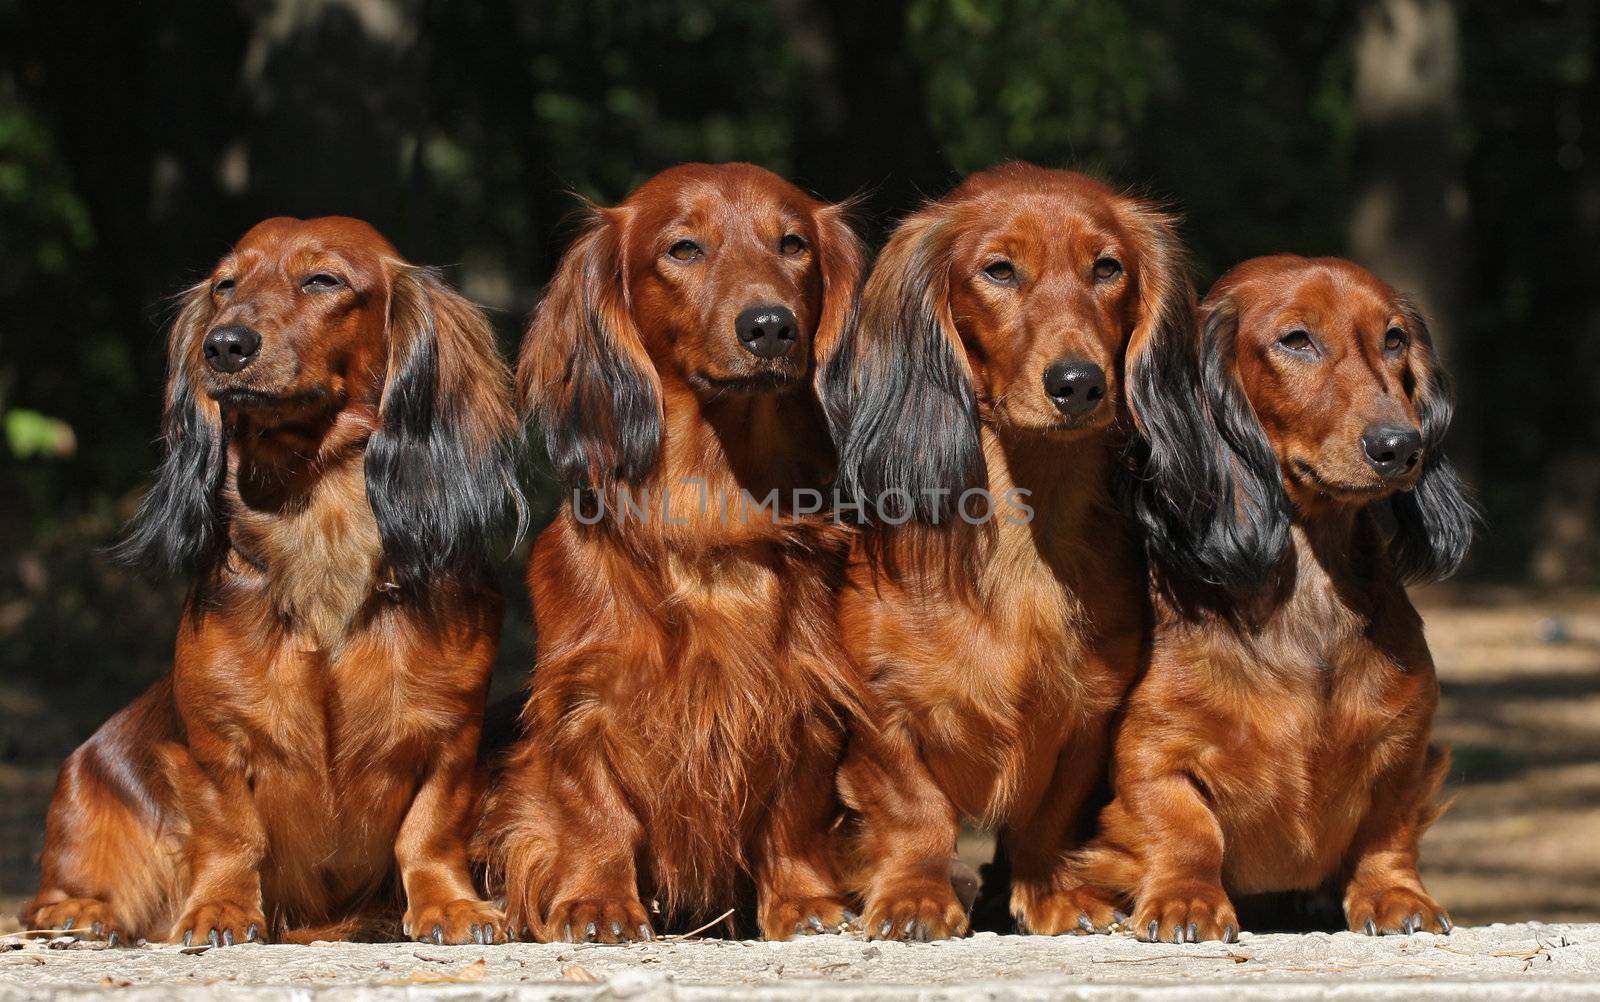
664,909 -> 736,941
1098,951 -> 1249,964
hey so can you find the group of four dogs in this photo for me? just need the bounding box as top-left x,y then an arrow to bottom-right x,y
22,161 -> 1475,949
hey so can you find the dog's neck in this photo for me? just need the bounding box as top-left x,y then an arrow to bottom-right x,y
220,408 -> 387,651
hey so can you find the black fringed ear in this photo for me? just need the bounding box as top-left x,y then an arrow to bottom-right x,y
110,285 -> 227,575
1132,297 -> 1290,596
517,208 -> 662,494
820,210 -> 985,525
1385,304 -> 1478,582
366,266 -> 525,590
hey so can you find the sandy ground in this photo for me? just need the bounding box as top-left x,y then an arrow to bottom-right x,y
2,589 -> 1597,937
3,923 -> 1599,1000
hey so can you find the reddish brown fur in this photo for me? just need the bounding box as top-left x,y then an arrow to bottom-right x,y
833,165 -> 1192,939
22,217 -> 518,946
1073,256 -> 1455,942
481,164 -> 866,942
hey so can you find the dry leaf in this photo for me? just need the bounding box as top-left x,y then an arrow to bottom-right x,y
99,975 -> 131,987
383,957 -> 488,985
561,963 -> 600,982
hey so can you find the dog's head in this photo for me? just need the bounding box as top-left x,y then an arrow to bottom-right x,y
823,163 -> 1191,524
115,216 -> 523,586
519,163 -> 862,493
1138,254 -> 1475,592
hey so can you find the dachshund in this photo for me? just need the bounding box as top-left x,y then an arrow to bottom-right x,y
819,163 -> 1194,939
480,163 -> 865,942
1069,255 -> 1476,942
21,217 -> 523,946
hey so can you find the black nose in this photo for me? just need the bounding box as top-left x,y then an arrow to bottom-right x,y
735,304 -> 798,359
1361,424 -> 1423,479
1042,357 -> 1106,418
203,325 -> 262,373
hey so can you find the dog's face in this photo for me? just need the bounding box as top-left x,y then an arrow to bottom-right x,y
1220,257 -> 1430,504
194,216 -> 397,425
620,164 -> 835,394
942,170 -> 1157,435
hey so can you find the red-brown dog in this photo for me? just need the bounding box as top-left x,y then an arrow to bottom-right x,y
1071,255 -> 1475,942
22,217 -> 522,946
820,163 -> 1193,939
481,163 -> 865,942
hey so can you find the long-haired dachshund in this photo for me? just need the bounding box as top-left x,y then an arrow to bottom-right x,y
22,217 -> 523,946
480,163 -> 864,942
1071,255 -> 1476,942
820,163 -> 1193,939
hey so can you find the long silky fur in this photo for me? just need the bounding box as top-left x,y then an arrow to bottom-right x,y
366,266 -> 526,590
111,286 -> 226,575
1383,303 -> 1478,583
1131,297 -> 1291,600
520,209 -> 663,497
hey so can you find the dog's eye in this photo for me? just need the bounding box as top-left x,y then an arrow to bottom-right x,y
667,240 -> 703,262
779,234 -> 807,256
302,273 -> 343,291
1278,330 -> 1317,354
1384,327 -> 1408,354
1094,257 -> 1123,281
983,261 -> 1017,285
212,278 -> 235,296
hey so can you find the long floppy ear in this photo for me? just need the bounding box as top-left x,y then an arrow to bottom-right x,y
1386,303 -> 1477,582
1131,293 -> 1290,596
517,207 -> 662,494
819,208 -> 985,525
808,198 -> 865,389
366,266 -> 526,590
110,284 -> 227,574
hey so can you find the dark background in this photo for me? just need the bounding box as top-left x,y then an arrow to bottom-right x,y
1,0 -> 1598,923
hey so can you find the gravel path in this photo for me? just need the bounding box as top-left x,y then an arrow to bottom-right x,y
3,923 -> 1597,1000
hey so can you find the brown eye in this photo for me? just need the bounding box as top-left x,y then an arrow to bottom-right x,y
1278,329 -> 1317,354
667,239 -> 702,262
983,260 -> 1017,285
213,278 -> 235,296
1384,327 -> 1408,353
780,234 -> 806,256
302,272 -> 343,291
1094,257 -> 1123,281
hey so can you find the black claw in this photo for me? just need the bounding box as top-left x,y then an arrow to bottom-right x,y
1439,914 -> 1453,935
432,924 -> 443,946
223,929 -> 234,947
247,924 -> 259,943
1224,924 -> 1237,943
583,921 -> 597,942
1078,915 -> 1094,933
61,918 -> 75,931
208,930 -> 220,948
809,916 -> 826,934
1365,918 -> 1377,937
611,921 -> 624,941
879,920 -> 892,939
640,924 -> 654,942
91,922 -> 103,936
1112,910 -> 1128,924
183,930 -> 193,947
1187,922 -> 1198,943
472,924 -> 484,945
842,909 -> 858,924
106,932 -> 119,948
1173,924 -> 1185,945
1147,920 -> 1159,941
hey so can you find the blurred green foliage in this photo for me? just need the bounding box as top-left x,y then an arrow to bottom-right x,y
0,0 -> 1596,769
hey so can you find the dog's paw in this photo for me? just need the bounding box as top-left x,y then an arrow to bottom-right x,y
863,882 -> 969,941
403,897 -> 508,945
760,895 -> 855,940
1346,886 -> 1450,936
1133,882 -> 1239,943
30,897 -> 129,946
1012,881 -> 1125,936
172,899 -> 266,947
545,897 -> 653,944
